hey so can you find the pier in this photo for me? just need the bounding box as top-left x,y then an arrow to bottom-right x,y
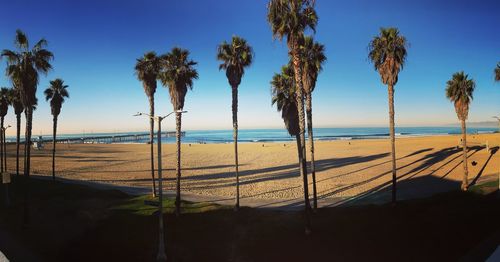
28,131 -> 184,144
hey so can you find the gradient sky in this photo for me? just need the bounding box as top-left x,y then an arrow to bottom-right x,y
0,0 -> 499,136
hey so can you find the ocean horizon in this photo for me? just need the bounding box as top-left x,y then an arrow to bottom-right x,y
9,126 -> 498,144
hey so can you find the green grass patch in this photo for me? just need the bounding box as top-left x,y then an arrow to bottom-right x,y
469,179 -> 499,195
113,195 -> 228,216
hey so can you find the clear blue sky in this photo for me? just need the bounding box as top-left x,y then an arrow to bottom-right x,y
0,0 -> 499,135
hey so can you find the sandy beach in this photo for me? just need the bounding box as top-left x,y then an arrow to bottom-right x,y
5,133 -> 499,205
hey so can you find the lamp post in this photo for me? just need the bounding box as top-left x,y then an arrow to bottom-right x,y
134,110 -> 187,262
3,125 -> 11,171
2,125 -> 11,207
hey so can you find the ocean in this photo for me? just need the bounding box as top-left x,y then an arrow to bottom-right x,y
11,127 -> 498,144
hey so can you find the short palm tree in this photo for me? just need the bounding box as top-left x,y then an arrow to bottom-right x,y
9,88 -> 23,176
300,35 -> 326,210
44,79 -> 69,181
267,0 -> 317,229
445,72 -> 475,191
368,27 -> 408,205
1,29 -> 53,177
216,36 -> 253,211
159,47 -> 198,216
135,51 -> 162,197
272,66 -> 301,151
495,63 -> 500,82
0,87 -> 10,173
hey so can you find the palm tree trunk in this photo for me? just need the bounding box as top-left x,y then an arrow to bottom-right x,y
291,42 -> 312,234
232,85 -> 240,211
461,120 -> 469,190
0,116 -> 3,173
296,134 -> 311,233
25,107 -> 32,177
175,111 -> 182,216
23,111 -> 27,176
148,95 -> 157,197
1,116 -> 4,173
388,84 -> 397,205
23,106 -> 33,226
3,126 -> 7,173
16,113 -> 21,176
52,115 -> 57,180
306,93 -> 318,210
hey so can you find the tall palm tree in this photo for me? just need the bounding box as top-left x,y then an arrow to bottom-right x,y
9,88 -> 23,176
44,79 -> 69,181
159,47 -> 198,216
446,72 -> 475,191
368,27 -> 408,205
1,29 -> 53,177
216,36 -> 254,211
135,51 -> 162,197
271,64 -> 311,230
300,35 -> 326,210
495,63 -> 500,82
0,87 -> 10,173
267,0 -> 317,228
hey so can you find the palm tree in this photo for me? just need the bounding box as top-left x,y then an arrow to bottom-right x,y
495,63 -> 500,82
271,64 -> 311,230
159,47 -> 198,216
135,51 -> 162,197
300,35 -> 326,210
267,0 -> 317,227
272,66 -> 301,156
0,87 -> 10,173
216,36 -> 254,211
445,72 -> 475,191
1,29 -> 53,177
9,88 -> 23,176
368,27 -> 408,205
44,79 -> 69,181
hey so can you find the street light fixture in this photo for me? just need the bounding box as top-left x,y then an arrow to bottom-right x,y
134,110 -> 187,262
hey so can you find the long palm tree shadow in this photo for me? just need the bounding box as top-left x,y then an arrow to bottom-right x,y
329,146 -> 485,205
469,146 -> 498,187
439,146 -> 483,179
169,148 -> 433,194
172,153 -> 398,192
315,148 -> 433,184
183,152 -> 393,182
317,146 -> 483,200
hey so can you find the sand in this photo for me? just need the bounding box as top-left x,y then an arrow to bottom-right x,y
4,133 -> 500,205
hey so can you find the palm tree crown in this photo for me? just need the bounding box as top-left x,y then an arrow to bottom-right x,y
135,51 -> 162,96
44,78 -> 69,117
1,29 -> 53,108
0,88 -> 10,118
271,65 -> 299,136
267,0 -> 317,49
217,36 -> 253,87
9,88 -> 24,115
159,47 -> 198,110
368,27 -> 408,86
301,36 -> 326,93
495,62 -> 500,82
445,71 -> 475,121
